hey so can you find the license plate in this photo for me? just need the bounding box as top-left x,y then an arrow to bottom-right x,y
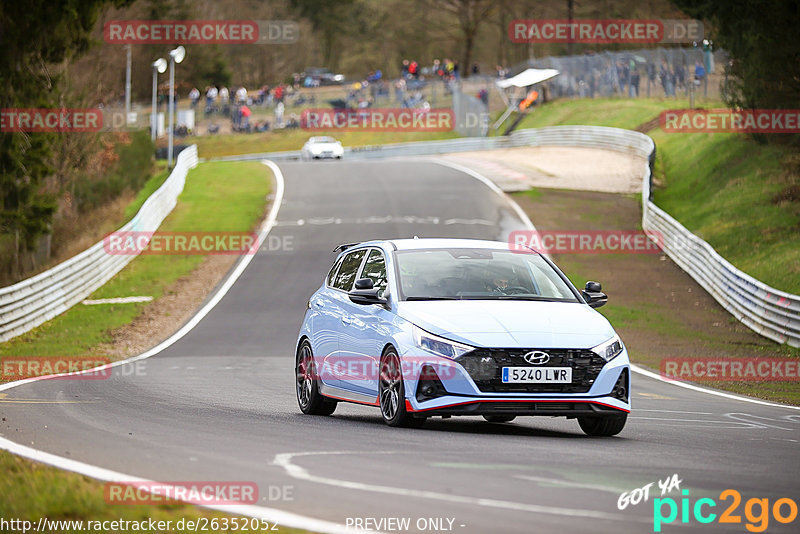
501,367 -> 572,383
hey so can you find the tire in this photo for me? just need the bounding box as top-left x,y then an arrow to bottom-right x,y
577,414 -> 627,436
483,415 -> 516,423
295,341 -> 337,415
379,348 -> 425,428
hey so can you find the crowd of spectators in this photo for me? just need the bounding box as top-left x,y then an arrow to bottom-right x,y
168,57 -> 512,135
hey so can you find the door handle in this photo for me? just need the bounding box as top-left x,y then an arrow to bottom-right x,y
341,316 -> 352,325
314,299 -> 324,308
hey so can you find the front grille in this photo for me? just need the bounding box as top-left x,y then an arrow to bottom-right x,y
456,348 -> 606,393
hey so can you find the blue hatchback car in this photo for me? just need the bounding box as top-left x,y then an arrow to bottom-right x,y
295,238 -> 630,436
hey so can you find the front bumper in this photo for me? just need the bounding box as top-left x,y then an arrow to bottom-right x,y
400,346 -> 631,416
405,397 -> 628,417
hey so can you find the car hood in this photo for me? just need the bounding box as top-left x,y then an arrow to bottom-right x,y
396,300 -> 616,349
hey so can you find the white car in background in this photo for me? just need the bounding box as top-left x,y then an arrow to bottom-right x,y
301,136 -> 344,160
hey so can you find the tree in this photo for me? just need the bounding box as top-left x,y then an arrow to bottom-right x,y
289,0 -> 357,69
670,0 -> 800,111
0,0 -> 132,275
427,0 -> 496,77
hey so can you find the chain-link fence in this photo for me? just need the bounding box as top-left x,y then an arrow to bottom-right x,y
509,47 -> 730,101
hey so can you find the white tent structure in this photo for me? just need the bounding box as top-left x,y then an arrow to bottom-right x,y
496,68 -> 560,90
494,68 -> 560,131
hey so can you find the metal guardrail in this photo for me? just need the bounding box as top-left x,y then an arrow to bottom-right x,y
0,145 -> 199,342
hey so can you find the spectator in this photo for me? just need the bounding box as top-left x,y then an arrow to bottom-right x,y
219,86 -> 229,105
630,69 -> 640,97
189,87 -> 200,109
694,61 -> 706,84
235,86 -> 247,105
240,105 -> 251,131
471,63 -> 479,75
206,85 -> 218,107
275,101 -> 284,127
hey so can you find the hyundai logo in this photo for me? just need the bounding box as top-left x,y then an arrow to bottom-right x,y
523,351 -> 550,365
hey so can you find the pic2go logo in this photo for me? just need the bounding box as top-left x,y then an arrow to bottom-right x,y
653,489 -> 798,532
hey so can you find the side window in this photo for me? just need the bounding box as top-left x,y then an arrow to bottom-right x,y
332,249 -> 367,291
326,257 -> 343,287
359,249 -> 388,294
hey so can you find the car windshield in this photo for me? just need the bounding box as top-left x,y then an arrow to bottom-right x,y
310,136 -> 336,143
396,248 -> 578,301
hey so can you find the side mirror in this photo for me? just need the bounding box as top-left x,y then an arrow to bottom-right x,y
354,278 -> 374,290
582,280 -> 608,309
349,278 -> 388,306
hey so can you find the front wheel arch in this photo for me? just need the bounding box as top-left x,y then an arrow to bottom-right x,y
378,346 -> 425,428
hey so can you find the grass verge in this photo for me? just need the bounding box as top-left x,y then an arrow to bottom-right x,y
514,97 -> 800,294
0,160 -> 270,360
0,451 -> 307,533
192,129 -> 461,159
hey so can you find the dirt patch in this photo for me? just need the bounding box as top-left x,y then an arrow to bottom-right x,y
443,147 -> 644,193
634,116 -> 661,133
513,189 -> 800,404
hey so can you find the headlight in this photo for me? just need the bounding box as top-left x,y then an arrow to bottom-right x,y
591,335 -> 624,362
413,326 -> 473,359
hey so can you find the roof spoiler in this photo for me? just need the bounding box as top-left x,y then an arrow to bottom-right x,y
332,242 -> 361,253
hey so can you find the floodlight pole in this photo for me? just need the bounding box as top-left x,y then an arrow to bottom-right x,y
168,55 -> 175,168
151,62 -> 159,141
125,45 -> 132,126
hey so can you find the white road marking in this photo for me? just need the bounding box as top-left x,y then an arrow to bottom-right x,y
513,474 -> 621,494
431,159 -> 536,232
272,451 -> 647,524
630,416 -> 780,430
0,437 -> 361,534
724,413 -> 795,431
630,364 -> 800,411
82,296 -> 153,305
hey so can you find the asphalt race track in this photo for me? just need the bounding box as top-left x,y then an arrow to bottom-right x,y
2,159 -> 799,533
